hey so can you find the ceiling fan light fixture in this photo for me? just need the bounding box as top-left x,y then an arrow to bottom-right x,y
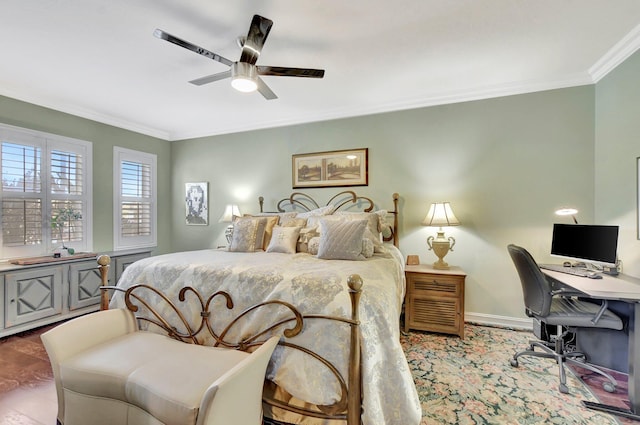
231,62 -> 258,93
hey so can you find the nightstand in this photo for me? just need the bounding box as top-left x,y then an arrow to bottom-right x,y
404,264 -> 466,339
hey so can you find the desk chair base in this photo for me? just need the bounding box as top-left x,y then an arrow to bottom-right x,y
583,401 -> 640,421
510,336 -> 617,394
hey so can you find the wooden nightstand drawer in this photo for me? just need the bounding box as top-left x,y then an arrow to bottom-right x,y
404,264 -> 466,338
409,275 -> 461,296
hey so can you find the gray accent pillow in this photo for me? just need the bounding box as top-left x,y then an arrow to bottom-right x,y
317,218 -> 367,260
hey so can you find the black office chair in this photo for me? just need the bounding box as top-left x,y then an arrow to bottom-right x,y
507,244 -> 623,394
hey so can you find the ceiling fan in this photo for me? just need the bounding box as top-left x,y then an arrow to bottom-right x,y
153,14 -> 325,100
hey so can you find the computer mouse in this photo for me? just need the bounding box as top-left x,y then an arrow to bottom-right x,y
587,272 -> 603,279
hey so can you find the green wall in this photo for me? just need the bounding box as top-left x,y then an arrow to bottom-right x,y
171,86 -> 596,323
595,49 -> 640,277
0,95 -> 172,255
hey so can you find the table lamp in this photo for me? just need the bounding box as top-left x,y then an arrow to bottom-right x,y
422,202 -> 460,269
219,204 -> 240,243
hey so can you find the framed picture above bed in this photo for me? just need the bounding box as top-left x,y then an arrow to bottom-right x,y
292,148 -> 368,188
185,182 -> 208,225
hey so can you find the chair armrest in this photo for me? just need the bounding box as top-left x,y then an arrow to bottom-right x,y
196,336 -> 280,425
42,309 -> 138,366
41,308 -> 138,424
551,288 -> 585,297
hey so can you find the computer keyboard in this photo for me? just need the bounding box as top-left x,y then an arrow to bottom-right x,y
539,264 -> 603,279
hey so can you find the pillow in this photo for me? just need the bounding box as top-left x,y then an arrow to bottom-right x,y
361,238 -> 374,258
296,205 -> 335,219
308,235 -> 373,258
266,226 -> 302,254
317,218 -> 367,260
229,216 -> 268,252
244,213 -> 280,251
280,217 -> 307,228
334,211 -> 379,234
296,227 -> 319,253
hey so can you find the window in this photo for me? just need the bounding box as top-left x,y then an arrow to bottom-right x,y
0,124 -> 92,259
114,147 -> 157,250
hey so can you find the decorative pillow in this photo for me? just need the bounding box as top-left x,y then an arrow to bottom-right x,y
308,236 -> 321,255
297,227 -> 319,253
266,226 -> 302,254
296,205 -> 336,219
308,236 -> 373,258
280,217 -> 307,228
242,214 -> 280,250
361,238 -> 374,258
229,216 -> 268,252
317,218 -> 367,260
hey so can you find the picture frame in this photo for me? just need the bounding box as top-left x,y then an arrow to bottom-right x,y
292,148 -> 368,188
637,157 -> 640,239
185,182 -> 208,225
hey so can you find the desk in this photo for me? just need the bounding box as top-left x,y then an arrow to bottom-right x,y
542,269 -> 640,421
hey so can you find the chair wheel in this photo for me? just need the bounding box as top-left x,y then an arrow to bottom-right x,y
510,359 -> 519,368
603,382 -> 616,393
559,383 -> 569,394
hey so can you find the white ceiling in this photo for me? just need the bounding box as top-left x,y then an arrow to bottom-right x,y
2,1 -> 640,141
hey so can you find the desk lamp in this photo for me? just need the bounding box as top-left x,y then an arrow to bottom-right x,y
555,207 -> 578,224
422,202 -> 460,270
219,204 -> 241,243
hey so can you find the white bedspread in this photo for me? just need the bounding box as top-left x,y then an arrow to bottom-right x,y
111,246 -> 421,425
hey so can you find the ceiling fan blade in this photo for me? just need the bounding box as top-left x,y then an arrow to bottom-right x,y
154,29 -> 233,67
239,15 -> 273,65
256,77 -> 277,100
189,70 -> 232,86
257,66 -> 325,78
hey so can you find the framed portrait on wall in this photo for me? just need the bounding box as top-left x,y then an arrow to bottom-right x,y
292,148 -> 368,188
185,182 -> 208,225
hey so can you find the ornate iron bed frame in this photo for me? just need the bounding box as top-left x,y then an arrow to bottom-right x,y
259,190 -> 400,247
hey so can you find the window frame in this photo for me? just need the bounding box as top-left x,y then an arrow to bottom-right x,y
0,123 -> 93,259
113,147 -> 157,251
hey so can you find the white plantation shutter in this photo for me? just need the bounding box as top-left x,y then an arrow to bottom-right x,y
114,147 -> 156,250
0,124 -> 92,258
1,142 -> 43,248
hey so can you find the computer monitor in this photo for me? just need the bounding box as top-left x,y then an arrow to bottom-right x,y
550,223 -> 619,267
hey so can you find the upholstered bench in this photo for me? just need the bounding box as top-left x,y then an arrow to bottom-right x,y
42,308 -> 279,425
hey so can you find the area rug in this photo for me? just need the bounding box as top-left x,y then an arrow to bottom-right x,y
265,324 -> 622,424
402,324 -> 620,424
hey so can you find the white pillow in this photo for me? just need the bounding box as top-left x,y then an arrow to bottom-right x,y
296,205 -> 336,219
266,226 -> 302,254
317,218 -> 367,260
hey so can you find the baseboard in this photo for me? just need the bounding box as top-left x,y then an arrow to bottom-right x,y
465,312 -> 533,331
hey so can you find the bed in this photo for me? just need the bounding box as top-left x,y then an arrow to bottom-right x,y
107,191 -> 421,425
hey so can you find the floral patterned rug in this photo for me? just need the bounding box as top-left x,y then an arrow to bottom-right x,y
402,324 -> 620,424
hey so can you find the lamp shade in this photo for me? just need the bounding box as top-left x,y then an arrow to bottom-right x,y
422,202 -> 460,227
218,204 -> 240,223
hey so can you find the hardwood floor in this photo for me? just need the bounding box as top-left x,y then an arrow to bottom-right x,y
0,326 -> 57,425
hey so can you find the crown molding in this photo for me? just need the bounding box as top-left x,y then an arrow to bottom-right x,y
170,73 -> 595,141
0,87 -> 171,141
589,23 -> 640,82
